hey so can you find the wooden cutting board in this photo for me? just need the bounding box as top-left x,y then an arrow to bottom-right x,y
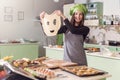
42,59 -> 78,68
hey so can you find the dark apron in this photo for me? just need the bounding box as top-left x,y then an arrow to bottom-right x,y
63,31 -> 87,66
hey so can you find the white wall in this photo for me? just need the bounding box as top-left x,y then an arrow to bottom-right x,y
0,0 -> 74,44
0,0 -> 74,57
0,0 -> 34,40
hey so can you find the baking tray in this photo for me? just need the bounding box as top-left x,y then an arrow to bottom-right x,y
60,66 -> 108,77
3,62 -> 46,80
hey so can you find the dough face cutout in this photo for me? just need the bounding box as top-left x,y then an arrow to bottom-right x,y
42,13 -> 61,36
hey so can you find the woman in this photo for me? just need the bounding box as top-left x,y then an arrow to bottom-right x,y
40,4 -> 90,66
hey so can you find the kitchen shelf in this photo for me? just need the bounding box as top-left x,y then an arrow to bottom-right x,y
85,2 -> 103,26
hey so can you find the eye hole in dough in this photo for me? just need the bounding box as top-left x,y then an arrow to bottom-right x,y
47,21 -> 49,25
53,19 -> 56,25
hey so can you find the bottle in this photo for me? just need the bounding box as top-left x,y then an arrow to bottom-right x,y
85,36 -> 90,43
103,15 -> 106,25
111,15 -> 114,25
92,36 -> 97,44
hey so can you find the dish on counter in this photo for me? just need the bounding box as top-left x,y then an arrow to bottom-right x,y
48,45 -> 63,48
9,40 -> 21,43
12,57 -> 48,68
85,47 -> 100,53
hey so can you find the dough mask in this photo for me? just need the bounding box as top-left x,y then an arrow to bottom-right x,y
42,13 -> 61,36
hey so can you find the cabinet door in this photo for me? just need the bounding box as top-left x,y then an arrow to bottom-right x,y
45,48 -> 64,60
0,44 -> 39,60
107,46 -> 117,52
87,55 -> 120,80
116,47 -> 120,52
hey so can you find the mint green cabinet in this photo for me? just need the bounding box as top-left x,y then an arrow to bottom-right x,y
0,43 -> 39,60
45,47 -> 63,60
107,46 -> 117,52
87,55 -> 119,80
85,2 -> 103,25
116,47 -> 120,52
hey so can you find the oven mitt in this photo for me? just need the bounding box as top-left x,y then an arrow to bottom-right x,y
42,13 -> 61,36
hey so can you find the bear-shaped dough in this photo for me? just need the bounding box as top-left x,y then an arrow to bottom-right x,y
42,13 -> 61,36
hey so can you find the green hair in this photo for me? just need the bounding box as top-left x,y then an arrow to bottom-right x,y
70,4 -> 88,16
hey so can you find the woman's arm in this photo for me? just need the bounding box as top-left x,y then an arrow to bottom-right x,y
64,19 -> 90,36
54,10 -> 89,36
53,10 -> 68,34
57,25 -> 67,34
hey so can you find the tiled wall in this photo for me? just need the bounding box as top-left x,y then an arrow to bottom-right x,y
88,25 -> 120,44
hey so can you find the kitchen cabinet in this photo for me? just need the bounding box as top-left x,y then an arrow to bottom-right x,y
85,2 -> 103,26
0,43 -> 39,60
86,54 -> 120,80
45,47 -> 63,60
116,47 -> 120,52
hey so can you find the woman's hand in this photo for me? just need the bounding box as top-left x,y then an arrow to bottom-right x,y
53,10 -> 66,20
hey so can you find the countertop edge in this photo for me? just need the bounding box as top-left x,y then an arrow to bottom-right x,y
44,46 -> 120,60
0,42 -> 40,46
